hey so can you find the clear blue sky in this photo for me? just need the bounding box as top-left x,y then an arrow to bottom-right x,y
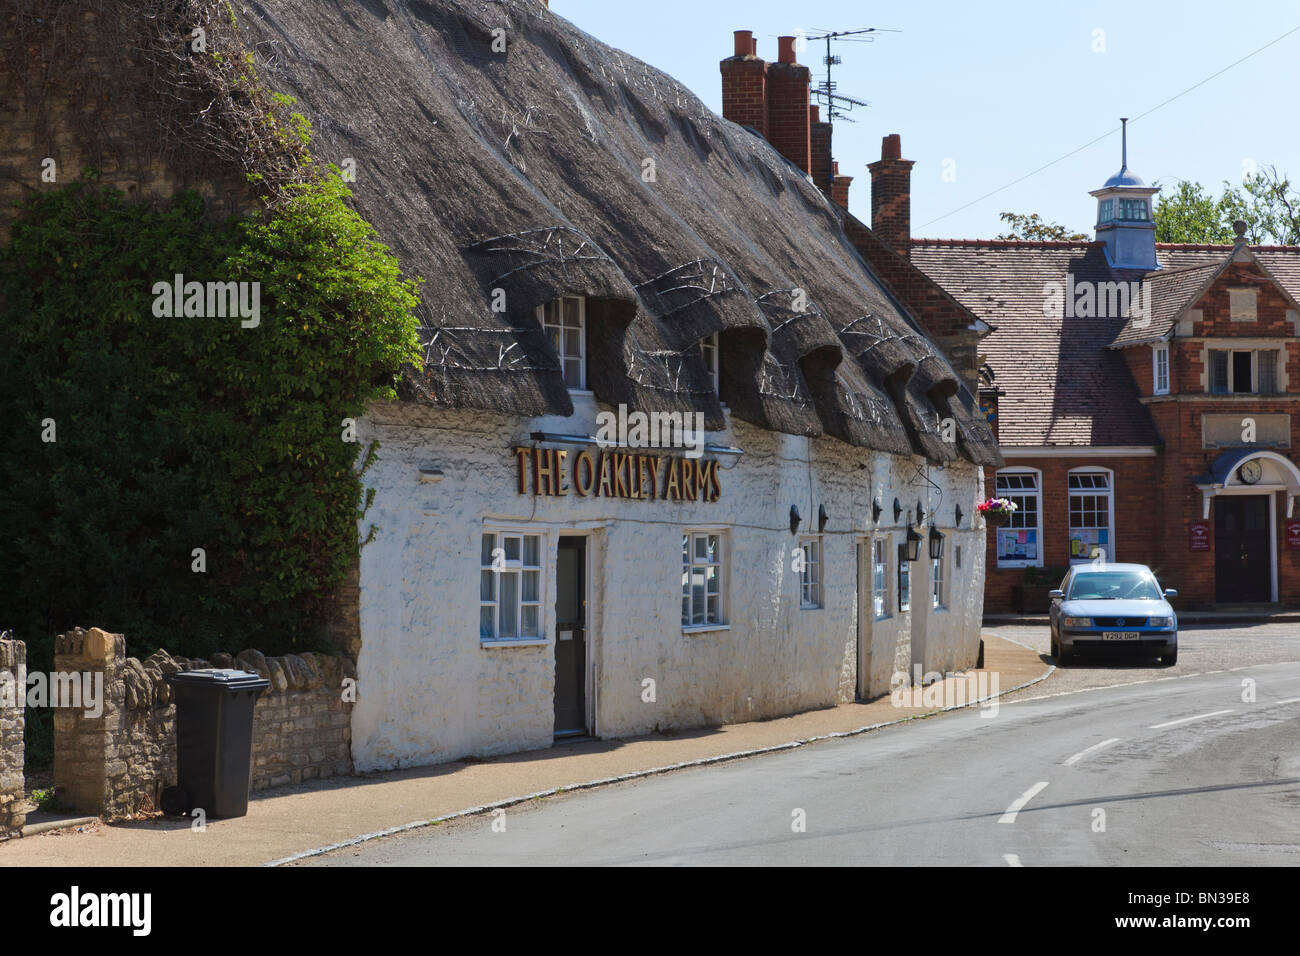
554,0 -> 1300,239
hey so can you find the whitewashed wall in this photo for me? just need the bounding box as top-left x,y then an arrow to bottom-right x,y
350,396 -> 985,772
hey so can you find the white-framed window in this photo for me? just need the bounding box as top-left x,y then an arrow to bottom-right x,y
682,531 -> 725,628
1098,198 -> 1114,223
1153,344 -> 1169,395
897,544 -> 911,612
1209,348 -> 1279,395
994,469 -> 1043,568
932,554 -> 946,609
480,531 -> 543,641
798,535 -> 823,609
700,333 -> 720,395
1068,469 -> 1114,564
872,537 -> 889,620
1229,288 -> 1258,322
538,296 -> 586,390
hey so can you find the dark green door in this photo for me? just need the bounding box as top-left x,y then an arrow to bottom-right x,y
1214,495 -> 1271,603
554,536 -> 587,736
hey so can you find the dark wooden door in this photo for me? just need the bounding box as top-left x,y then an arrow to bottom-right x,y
554,536 -> 587,736
1214,496 -> 1271,603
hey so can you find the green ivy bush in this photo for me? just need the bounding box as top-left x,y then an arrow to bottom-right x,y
0,172 -> 421,678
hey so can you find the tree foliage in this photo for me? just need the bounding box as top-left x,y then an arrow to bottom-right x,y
996,211 -> 1089,242
0,173 -> 422,668
1155,167 -> 1300,245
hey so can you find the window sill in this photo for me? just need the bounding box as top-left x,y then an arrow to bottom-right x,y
682,623 -> 730,634
480,637 -> 551,648
800,603 -> 824,611
874,613 -> 892,623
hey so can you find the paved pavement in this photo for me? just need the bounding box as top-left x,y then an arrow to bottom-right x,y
311,659 -> 1300,866
0,634 -> 1045,867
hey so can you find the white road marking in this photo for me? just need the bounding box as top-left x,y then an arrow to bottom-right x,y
1002,853 -> 1023,867
1064,737 -> 1121,766
1149,709 -> 1234,730
999,781 -> 1050,823
1275,697 -> 1300,705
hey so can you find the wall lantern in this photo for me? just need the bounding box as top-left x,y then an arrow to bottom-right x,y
955,503 -> 963,527
872,499 -> 882,524
893,498 -> 903,523
790,505 -> 802,535
818,504 -> 829,532
904,526 -> 923,562
929,525 -> 946,561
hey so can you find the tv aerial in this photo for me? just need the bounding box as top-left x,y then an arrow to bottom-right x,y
803,27 -> 899,125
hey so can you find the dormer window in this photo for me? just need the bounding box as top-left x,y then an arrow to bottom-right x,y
1118,198 -> 1148,221
538,296 -> 586,390
700,333 -> 719,395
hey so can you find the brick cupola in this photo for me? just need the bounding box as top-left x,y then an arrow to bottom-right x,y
868,133 -> 914,257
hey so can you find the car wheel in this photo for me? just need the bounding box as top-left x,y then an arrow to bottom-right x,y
1050,633 -> 1059,658
1162,646 -> 1178,667
1056,644 -> 1071,666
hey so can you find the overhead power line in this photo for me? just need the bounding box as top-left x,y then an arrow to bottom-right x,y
916,23 -> 1300,231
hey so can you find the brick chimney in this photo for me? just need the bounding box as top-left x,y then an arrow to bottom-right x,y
765,36 -> 811,173
810,105 -> 834,199
720,30 -> 768,138
831,162 -> 852,209
868,133 -> 914,256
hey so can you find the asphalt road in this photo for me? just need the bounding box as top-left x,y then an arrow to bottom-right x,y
309,626 -> 1300,866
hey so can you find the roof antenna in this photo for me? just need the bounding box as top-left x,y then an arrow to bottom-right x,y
1120,117 -> 1128,171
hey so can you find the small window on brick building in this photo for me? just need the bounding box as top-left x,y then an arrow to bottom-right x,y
1153,344 -> 1169,395
1258,350 -> 1279,394
994,470 -> 1043,569
1229,288 -> 1258,322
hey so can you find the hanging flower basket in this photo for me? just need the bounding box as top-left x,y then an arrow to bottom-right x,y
977,497 -> 1018,528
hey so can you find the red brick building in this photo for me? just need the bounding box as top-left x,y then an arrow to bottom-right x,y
912,148 -> 1300,611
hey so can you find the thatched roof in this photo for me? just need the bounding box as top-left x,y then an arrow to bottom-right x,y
76,0 -> 997,464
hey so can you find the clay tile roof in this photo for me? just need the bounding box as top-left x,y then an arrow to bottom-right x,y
910,239 -> 1159,448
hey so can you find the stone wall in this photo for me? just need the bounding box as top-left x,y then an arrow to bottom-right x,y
0,637 -> 25,838
54,627 -> 354,819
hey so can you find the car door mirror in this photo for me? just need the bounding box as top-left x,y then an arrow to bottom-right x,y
1164,588 -> 1178,599
1048,589 -> 1064,600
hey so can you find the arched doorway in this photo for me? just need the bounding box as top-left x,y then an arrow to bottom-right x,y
1200,451 -> 1300,604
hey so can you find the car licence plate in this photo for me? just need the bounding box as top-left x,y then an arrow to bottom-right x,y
1102,631 -> 1139,641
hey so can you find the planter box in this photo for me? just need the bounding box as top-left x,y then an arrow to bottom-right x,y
1011,584 -> 1053,615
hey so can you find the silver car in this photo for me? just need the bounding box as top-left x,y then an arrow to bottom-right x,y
1048,563 -> 1179,666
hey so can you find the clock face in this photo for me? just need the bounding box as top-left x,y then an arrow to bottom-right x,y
1239,460 -> 1263,484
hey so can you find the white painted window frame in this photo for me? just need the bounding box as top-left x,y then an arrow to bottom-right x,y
682,529 -> 728,631
538,295 -> 587,391
871,536 -> 889,620
700,332 -> 720,396
479,528 -> 546,646
1152,343 -> 1169,395
1067,467 -> 1116,565
798,534 -> 823,609
994,467 -> 1044,569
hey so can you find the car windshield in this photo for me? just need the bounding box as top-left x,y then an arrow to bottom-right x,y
1068,571 -> 1163,601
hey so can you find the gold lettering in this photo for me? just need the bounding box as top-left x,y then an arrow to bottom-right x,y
555,449 -> 569,495
574,451 -> 595,496
664,457 -> 681,500
513,447 -> 529,495
597,451 -> 614,497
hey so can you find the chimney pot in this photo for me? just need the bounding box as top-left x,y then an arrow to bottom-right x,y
733,30 -> 753,58
778,36 -> 797,64
881,133 -> 902,160
868,133 -> 914,256
751,37 -> 758,56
